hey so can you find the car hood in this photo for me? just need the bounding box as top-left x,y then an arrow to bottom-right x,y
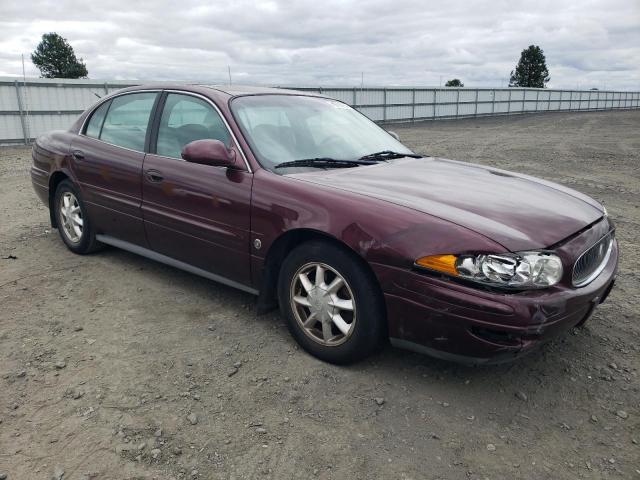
289,157 -> 604,251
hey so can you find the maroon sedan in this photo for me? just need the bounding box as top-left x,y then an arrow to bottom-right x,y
31,84 -> 618,364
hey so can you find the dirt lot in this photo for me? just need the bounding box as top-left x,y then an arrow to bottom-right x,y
1,110 -> 639,480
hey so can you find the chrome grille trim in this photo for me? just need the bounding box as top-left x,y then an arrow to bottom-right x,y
572,231 -> 614,287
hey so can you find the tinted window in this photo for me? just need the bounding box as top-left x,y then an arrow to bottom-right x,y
84,100 -> 110,138
100,92 -> 157,151
156,93 -> 230,159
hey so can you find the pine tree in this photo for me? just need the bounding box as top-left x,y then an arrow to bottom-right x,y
509,45 -> 549,88
31,33 -> 88,79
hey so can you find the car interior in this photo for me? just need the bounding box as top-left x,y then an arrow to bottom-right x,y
156,100 -> 231,159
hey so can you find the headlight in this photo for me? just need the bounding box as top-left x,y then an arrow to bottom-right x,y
415,251 -> 563,289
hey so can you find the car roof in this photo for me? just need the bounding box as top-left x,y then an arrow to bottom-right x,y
116,83 -> 322,100
199,84 -> 313,96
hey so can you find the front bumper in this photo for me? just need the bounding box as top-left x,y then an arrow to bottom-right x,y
374,221 -> 619,364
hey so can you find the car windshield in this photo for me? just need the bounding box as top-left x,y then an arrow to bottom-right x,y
230,94 -> 414,170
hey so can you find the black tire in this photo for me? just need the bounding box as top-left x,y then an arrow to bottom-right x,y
54,179 -> 102,254
277,240 -> 386,364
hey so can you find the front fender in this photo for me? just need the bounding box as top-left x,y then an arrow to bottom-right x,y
250,169 -> 506,291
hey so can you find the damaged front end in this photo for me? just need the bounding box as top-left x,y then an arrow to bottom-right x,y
377,216 -> 618,364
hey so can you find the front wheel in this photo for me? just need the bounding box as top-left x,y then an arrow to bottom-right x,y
278,240 -> 386,364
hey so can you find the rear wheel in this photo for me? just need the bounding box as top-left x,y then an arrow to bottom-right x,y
278,240 -> 386,364
54,179 -> 101,254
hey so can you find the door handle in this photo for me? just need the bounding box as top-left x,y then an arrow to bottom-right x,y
71,149 -> 85,160
145,170 -> 164,183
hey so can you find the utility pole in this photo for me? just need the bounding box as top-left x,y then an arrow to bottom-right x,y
228,66 -> 232,85
21,53 -> 31,143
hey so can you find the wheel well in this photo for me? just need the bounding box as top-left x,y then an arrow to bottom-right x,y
256,229 -> 385,318
48,172 -> 69,228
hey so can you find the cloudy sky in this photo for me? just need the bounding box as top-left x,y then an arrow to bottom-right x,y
1,0 -> 639,89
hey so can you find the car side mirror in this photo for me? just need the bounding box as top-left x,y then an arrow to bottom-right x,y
181,139 -> 237,168
387,131 -> 400,141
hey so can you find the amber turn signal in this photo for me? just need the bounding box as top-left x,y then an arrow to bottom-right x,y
415,254 -> 459,276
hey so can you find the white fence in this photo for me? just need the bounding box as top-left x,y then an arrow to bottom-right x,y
1,76 -> 639,145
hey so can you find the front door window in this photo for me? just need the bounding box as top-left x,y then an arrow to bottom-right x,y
156,93 -> 230,159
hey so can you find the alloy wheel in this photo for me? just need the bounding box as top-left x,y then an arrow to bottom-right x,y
59,192 -> 83,243
290,262 -> 357,346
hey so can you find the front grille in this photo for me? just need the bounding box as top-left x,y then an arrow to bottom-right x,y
572,231 -> 614,287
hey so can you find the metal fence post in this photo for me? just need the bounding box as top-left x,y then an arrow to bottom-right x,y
491,89 -> 496,114
522,89 -> 525,113
382,88 -> 387,122
572,90 -> 576,110
474,89 -> 479,117
411,89 -> 416,121
103,82 -> 109,96
535,90 -> 540,113
578,91 -> 582,111
455,89 -> 460,118
14,80 -> 29,145
507,89 -> 512,114
432,89 -> 437,120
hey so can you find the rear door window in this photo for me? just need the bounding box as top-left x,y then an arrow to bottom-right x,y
99,92 -> 158,151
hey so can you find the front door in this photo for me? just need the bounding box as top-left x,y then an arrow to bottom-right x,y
141,92 -> 253,286
71,91 -> 159,246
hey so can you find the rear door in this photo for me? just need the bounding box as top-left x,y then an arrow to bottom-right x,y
71,91 -> 159,246
141,91 -> 253,285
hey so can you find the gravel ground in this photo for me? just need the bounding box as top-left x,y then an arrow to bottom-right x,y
1,110 -> 639,480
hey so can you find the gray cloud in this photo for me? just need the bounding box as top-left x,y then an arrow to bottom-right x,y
1,0 -> 639,89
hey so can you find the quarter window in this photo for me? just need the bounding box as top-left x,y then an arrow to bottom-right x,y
84,100 -> 110,139
99,92 -> 158,151
156,93 -> 230,160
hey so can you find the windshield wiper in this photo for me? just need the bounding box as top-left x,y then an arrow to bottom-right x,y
358,150 -> 423,161
275,158 -> 378,169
